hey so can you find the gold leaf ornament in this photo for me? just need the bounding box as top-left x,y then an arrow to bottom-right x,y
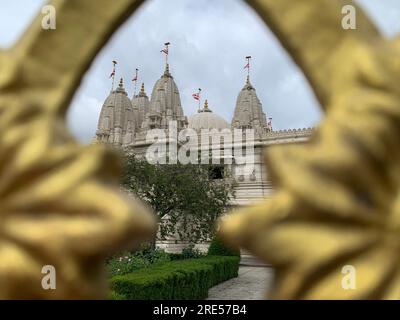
0,0 -> 156,299
219,0 -> 400,299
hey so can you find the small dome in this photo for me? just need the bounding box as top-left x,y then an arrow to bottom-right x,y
188,100 -> 229,131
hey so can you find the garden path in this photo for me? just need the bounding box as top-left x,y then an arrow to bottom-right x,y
207,266 -> 274,300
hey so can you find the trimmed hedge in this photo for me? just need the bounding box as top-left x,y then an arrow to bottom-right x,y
110,256 -> 239,300
109,290 -> 125,300
208,237 -> 241,257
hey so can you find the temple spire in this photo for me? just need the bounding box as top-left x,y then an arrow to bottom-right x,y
243,57 -> 254,90
232,61 -> 268,131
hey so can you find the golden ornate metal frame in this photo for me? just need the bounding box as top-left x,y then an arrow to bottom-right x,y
0,0 -> 397,299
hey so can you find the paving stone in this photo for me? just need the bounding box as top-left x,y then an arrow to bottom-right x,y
207,266 -> 274,300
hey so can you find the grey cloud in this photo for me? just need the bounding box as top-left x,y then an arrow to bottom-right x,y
0,1 -> 399,142
68,0 -> 324,142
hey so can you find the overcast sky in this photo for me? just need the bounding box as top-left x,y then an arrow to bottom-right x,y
1,0 -> 400,142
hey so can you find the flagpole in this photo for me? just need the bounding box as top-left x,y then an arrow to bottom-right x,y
198,88 -> 201,112
110,60 -> 117,92
192,88 -> 202,112
133,68 -> 139,97
166,43 -> 169,65
246,56 -> 252,80
162,42 -> 170,67
111,72 -> 115,93
134,80 -> 137,97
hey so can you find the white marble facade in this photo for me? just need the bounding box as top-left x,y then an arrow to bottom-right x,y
95,63 -> 313,252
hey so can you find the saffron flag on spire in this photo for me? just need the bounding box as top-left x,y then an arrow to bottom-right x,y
109,67 -> 115,78
109,60 -> 117,78
132,68 -> 139,82
192,88 -> 201,101
160,42 -> 170,55
244,55 -> 251,70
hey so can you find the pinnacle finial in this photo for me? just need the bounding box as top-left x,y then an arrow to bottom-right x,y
165,63 -> 170,74
244,75 -> 254,90
115,78 -> 126,93
162,63 -> 172,78
141,82 -> 145,93
202,99 -> 212,112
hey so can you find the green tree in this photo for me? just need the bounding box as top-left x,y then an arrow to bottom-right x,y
121,154 -> 236,245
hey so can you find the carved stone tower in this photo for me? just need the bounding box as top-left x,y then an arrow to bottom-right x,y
231,76 -> 268,136
96,78 -> 136,146
142,64 -> 188,130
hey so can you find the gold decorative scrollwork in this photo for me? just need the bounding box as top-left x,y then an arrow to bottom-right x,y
0,0 -> 155,299
220,0 -> 400,299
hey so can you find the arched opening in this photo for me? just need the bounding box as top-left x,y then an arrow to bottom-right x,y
0,0 -> 400,302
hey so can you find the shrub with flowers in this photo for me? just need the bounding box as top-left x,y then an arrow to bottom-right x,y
107,247 -> 171,277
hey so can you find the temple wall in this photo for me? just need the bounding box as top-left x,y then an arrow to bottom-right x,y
123,129 -> 312,253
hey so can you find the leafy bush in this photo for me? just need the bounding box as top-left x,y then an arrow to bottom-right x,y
110,256 -> 240,300
109,291 -> 126,300
107,253 -> 150,277
181,244 -> 205,259
208,237 -> 241,257
168,253 -> 184,261
106,247 -> 171,277
134,246 -> 171,264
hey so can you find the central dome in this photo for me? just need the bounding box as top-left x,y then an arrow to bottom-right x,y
188,100 -> 229,131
